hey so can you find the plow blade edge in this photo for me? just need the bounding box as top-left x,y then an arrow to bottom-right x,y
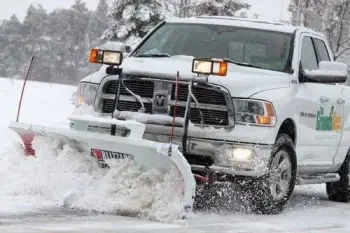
9,116 -> 196,219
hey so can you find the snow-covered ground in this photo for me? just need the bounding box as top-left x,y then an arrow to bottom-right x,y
0,77 -> 350,232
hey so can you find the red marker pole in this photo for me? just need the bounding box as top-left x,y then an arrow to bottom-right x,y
16,55 -> 34,123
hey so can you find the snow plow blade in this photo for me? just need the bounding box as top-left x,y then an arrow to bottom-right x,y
8,115 -> 196,219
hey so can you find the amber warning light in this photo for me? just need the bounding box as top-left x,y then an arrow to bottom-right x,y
192,58 -> 228,76
89,49 -> 123,66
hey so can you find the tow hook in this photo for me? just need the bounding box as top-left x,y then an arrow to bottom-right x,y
194,174 -> 209,183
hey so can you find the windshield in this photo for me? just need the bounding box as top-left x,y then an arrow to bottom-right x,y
133,23 -> 293,72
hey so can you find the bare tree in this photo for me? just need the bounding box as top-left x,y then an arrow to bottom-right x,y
317,0 -> 350,60
288,0 -> 313,27
289,0 -> 350,61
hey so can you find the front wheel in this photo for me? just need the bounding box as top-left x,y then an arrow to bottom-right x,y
326,151 -> 350,202
244,134 -> 297,214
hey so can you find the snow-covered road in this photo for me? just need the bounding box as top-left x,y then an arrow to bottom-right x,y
0,78 -> 349,233
0,191 -> 349,233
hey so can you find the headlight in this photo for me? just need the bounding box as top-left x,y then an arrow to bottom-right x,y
89,49 -> 123,66
233,99 -> 276,126
192,58 -> 228,76
76,82 -> 99,107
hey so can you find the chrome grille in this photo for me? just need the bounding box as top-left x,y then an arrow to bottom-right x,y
101,76 -> 230,127
170,106 -> 229,126
171,84 -> 226,106
102,99 -> 116,113
104,80 -> 154,98
102,99 -> 153,114
117,101 -> 153,113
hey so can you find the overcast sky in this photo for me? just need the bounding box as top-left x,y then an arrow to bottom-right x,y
1,0 -> 291,22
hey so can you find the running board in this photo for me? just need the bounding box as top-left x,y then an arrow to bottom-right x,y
296,173 -> 340,185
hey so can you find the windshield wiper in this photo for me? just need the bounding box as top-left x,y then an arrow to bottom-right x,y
135,53 -> 171,58
221,58 -> 264,70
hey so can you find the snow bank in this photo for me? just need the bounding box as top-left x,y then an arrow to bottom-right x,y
0,135 -> 186,223
0,77 -> 76,127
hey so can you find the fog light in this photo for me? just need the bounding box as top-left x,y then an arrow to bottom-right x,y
215,147 -> 257,168
230,148 -> 253,162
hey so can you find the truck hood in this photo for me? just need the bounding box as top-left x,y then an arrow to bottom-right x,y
86,56 -> 291,98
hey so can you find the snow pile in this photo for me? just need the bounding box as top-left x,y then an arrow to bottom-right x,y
0,77 -> 76,128
0,136 -> 186,223
118,111 -> 186,125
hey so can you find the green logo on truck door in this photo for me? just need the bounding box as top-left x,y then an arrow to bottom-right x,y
316,106 -> 342,132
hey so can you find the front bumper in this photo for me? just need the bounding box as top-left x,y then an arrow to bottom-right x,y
77,104 -> 275,178
80,115 -> 275,178
143,131 -> 273,178
82,120 -> 273,177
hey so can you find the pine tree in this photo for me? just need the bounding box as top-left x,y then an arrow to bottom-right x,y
22,4 -> 49,49
90,0 -> 109,46
71,0 -> 88,12
22,5 -> 55,82
0,0 -> 176,84
102,0 -> 168,48
96,0 -> 109,20
0,15 -> 25,78
186,0 -> 250,17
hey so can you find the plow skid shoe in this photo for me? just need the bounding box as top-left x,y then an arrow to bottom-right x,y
9,116 -> 196,219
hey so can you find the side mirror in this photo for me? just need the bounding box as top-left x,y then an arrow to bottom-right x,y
97,41 -> 131,54
302,61 -> 348,84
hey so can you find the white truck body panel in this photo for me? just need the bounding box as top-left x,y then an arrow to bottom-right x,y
85,57 -> 291,99
75,17 -> 350,178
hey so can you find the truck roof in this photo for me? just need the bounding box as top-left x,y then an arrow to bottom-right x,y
166,16 -> 319,35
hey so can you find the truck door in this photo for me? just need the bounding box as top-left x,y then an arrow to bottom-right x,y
331,86 -> 349,171
296,35 -> 344,172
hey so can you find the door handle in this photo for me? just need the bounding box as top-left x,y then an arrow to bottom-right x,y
337,98 -> 345,104
320,96 -> 329,103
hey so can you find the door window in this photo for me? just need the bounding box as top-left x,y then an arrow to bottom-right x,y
313,38 -> 331,62
300,36 -> 318,71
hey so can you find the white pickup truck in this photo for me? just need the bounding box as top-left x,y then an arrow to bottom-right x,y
75,16 -> 350,214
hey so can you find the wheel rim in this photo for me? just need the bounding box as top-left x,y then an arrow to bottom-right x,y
269,150 -> 292,201
348,159 -> 350,185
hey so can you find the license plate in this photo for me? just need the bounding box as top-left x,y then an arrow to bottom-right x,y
91,148 -> 133,161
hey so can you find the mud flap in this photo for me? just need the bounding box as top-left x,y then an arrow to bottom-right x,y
8,115 -> 196,218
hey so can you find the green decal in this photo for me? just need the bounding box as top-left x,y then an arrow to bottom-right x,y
316,106 -> 342,132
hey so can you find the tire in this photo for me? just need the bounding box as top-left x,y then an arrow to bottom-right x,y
326,150 -> 350,202
243,134 -> 297,215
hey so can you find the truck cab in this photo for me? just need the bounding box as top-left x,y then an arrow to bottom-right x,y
75,16 -> 350,214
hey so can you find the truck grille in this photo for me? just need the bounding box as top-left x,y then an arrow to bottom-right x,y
171,84 -> 226,105
101,77 -> 230,127
117,101 -> 153,113
170,106 -> 229,126
104,79 -> 154,98
102,99 -> 153,114
102,99 -> 116,113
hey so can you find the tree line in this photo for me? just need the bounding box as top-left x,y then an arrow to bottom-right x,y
0,0 -> 109,85
0,0 -> 252,85
3,0 -> 349,85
